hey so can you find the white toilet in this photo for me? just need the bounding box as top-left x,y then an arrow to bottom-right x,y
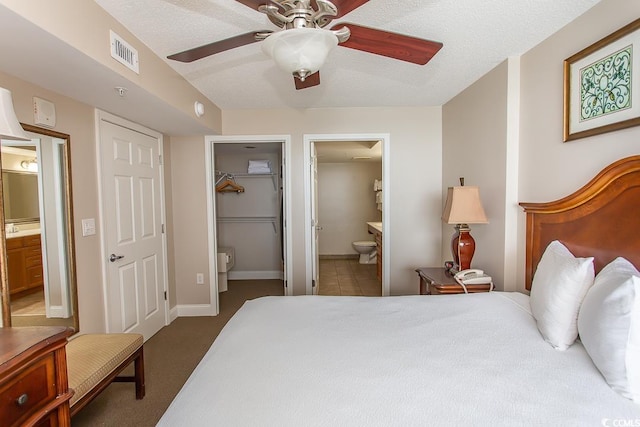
352,241 -> 377,264
217,247 -> 235,292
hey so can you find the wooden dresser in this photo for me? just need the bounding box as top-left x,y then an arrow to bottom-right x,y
0,326 -> 73,427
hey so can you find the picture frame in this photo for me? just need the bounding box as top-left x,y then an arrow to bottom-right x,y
563,18 -> 640,142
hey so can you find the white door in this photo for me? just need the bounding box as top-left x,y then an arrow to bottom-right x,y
98,114 -> 167,341
310,142 -> 319,295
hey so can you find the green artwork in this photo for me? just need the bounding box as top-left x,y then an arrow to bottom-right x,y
580,45 -> 632,122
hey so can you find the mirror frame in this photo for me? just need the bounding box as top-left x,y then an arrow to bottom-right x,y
0,124 -> 78,331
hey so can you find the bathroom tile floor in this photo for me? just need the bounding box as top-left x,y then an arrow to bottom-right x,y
318,258 -> 381,296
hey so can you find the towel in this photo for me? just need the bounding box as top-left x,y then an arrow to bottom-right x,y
373,179 -> 382,191
375,191 -> 383,203
248,160 -> 271,174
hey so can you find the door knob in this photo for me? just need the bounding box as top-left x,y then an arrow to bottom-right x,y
109,254 -> 125,262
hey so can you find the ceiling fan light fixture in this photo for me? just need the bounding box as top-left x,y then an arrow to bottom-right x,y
262,28 -> 338,80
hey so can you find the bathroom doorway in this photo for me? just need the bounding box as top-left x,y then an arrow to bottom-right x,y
304,134 -> 390,297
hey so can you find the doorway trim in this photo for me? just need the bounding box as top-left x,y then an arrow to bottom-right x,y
303,133 -> 390,296
205,135 -> 293,315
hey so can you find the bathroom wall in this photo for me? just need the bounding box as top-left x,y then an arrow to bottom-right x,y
215,151 -> 283,279
317,161 -> 382,255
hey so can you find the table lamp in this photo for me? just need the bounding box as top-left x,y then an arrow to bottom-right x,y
0,87 -> 29,140
441,181 -> 488,272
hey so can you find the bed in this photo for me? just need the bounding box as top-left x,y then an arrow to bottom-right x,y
158,156 -> 640,426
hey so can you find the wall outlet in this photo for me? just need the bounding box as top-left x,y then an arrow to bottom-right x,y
196,273 -> 204,285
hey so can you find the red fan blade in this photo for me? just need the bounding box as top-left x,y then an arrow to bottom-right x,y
167,31 -> 270,62
328,0 -> 370,18
295,72 -> 321,90
332,23 -> 443,65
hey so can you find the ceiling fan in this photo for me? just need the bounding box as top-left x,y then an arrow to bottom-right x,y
167,0 -> 443,90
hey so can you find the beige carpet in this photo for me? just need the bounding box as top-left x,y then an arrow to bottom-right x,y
71,279 -> 284,426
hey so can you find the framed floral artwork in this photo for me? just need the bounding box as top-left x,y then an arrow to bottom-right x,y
564,18 -> 640,141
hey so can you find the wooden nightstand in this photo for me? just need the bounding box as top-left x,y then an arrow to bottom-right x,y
415,267 -> 492,295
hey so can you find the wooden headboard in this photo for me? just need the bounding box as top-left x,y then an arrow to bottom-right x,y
519,155 -> 640,290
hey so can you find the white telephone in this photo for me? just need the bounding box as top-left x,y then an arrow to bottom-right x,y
453,269 -> 493,293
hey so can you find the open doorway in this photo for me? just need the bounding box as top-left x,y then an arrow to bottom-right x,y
304,134 -> 390,297
206,135 -> 293,314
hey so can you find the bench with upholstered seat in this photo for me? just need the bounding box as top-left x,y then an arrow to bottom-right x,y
66,333 -> 145,416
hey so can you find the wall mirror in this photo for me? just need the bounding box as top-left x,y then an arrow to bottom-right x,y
0,124 -> 78,331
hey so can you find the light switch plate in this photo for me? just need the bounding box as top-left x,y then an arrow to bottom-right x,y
82,218 -> 96,236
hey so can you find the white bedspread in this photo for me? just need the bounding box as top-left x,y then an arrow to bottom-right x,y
158,293 -> 640,426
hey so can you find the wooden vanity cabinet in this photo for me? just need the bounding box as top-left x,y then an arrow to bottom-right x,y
6,235 -> 44,296
367,223 -> 382,282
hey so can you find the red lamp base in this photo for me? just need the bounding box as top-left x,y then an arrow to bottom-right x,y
450,224 -> 476,271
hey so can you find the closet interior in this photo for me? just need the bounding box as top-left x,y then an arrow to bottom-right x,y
214,143 -> 284,291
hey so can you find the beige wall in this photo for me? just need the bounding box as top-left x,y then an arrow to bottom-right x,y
442,61 -> 510,289
221,107 -> 443,296
170,107 -> 442,301
0,0 -> 222,134
317,162 -> 382,255
0,70 -> 105,333
516,0 -> 640,290
169,136 -> 210,305
443,0 -> 640,292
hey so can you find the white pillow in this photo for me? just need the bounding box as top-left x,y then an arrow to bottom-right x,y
530,240 -> 594,350
578,257 -> 640,403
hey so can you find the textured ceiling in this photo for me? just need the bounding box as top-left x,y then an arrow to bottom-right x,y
95,0 -> 600,110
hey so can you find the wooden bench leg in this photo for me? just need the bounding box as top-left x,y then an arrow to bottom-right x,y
134,346 -> 145,399
111,346 -> 145,399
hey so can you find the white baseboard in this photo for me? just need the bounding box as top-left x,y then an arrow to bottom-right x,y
169,305 -> 179,323
46,306 -> 69,318
176,304 -> 216,317
228,270 -> 284,280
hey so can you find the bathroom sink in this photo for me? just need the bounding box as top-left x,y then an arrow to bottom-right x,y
5,228 -> 41,238
367,222 -> 382,234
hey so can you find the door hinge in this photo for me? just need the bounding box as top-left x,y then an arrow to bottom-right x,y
312,279 -> 316,288
159,154 -> 163,165
161,223 -> 165,233
164,291 -> 167,300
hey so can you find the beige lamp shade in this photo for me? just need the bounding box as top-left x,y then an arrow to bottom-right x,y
0,87 -> 29,141
442,186 -> 488,225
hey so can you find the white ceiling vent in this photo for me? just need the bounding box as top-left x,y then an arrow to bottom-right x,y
110,30 -> 139,74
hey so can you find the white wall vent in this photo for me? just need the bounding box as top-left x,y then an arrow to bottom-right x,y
110,30 -> 139,74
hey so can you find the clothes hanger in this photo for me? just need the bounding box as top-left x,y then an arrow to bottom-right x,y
216,178 -> 245,193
